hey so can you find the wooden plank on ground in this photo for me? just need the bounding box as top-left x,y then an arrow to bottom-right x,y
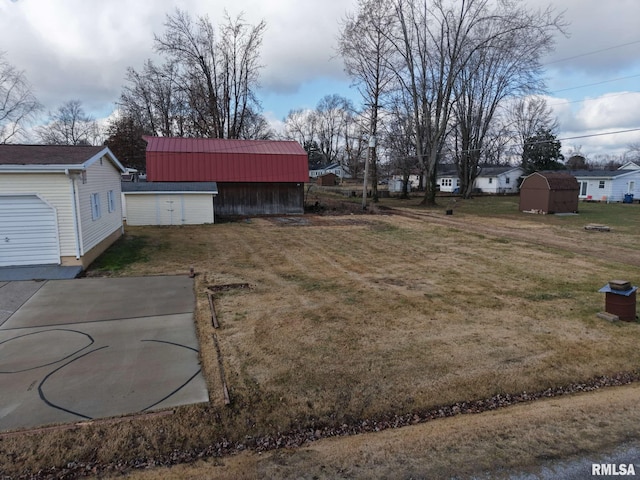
208,292 -> 220,328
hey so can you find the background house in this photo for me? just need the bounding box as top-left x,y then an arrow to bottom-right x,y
144,137 -> 309,216
572,169 -> 640,202
432,166 -> 524,194
0,145 -> 125,268
519,172 -> 579,214
309,162 -> 351,180
436,166 -> 459,192
474,167 -> 524,194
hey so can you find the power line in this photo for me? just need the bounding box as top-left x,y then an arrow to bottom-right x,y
548,90 -> 640,107
543,39 -> 640,66
550,73 -> 640,94
557,128 -> 640,143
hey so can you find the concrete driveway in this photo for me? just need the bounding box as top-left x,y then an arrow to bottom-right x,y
0,276 -> 209,432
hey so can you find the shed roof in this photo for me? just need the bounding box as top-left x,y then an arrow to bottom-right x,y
121,181 -> 218,194
0,144 -> 125,172
144,136 -> 309,183
523,172 -> 579,190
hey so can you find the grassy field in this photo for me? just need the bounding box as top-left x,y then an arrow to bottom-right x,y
3,195 -> 640,479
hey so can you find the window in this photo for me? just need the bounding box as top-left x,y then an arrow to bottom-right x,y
107,190 -> 115,213
489,177 -> 493,184
91,193 -> 101,220
580,181 -> 588,196
506,177 -> 510,184
599,180 -> 605,189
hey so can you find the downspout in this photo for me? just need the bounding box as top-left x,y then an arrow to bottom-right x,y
66,169 -> 82,260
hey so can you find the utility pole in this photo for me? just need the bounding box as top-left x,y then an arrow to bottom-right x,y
362,135 -> 376,209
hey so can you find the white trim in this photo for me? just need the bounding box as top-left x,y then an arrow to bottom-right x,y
66,171 -> 82,259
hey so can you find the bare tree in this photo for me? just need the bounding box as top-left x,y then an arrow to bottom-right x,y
452,4 -> 563,198
239,107 -> 275,140
283,108 -> 318,148
384,99 -> 419,197
624,143 -> 640,163
315,94 -> 352,166
340,0 -> 399,201
283,95 -> 358,174
153,9 -> 266,139
508,95 -> 559,165
36,100 -> 100,145
391,0 -> 564,205
0,52 -> 42,143
119,60 -> 189,137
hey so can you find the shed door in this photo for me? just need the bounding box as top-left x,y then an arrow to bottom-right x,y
0,195 -> 60,267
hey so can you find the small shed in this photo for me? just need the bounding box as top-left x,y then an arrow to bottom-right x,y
519,172 -> 579,214
317,173 -> 338,186
122,182 -> 218,226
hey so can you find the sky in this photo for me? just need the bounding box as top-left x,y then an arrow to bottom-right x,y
1,0 -> 640,161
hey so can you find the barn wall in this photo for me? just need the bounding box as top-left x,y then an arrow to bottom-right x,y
519,175 -> 549,212
215,182 -> 304,216
548,190 -> 579,213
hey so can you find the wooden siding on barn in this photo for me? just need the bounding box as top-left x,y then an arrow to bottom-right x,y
215,183 -> 304,216
0,172 -> 76,257
75,155 -> 123,254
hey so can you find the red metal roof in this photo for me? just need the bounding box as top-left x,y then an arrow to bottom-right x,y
144,137 -> 309,183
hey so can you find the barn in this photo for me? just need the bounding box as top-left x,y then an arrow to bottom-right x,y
519,172 -> 579,214
144,137 -> 308,216
0,145 -> 125,268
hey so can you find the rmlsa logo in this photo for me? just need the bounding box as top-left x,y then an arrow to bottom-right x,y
592,463 -> 636,476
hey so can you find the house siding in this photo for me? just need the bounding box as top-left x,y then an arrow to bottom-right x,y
576,171 -> 640,202
0,172 -> 76,257
75,156 -> 123,254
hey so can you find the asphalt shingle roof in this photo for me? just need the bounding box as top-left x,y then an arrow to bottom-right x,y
0,144 -> 106,165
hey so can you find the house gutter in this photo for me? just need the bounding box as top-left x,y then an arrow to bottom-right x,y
65,169 -> 83,259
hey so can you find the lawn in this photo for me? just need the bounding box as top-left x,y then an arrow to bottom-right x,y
3,196 -> 640,479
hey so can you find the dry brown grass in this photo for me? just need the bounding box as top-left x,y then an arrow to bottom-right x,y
124,383 -> 640,480
3,202 -> 640,478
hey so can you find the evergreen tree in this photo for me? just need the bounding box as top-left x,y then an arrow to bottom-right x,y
522,128 -> 565,174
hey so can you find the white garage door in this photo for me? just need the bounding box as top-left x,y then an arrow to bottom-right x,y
0,195 -> 60,267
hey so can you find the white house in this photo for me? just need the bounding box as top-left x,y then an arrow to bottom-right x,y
474,167 -> 524,194
571,169 -> 640,202
433,166 -> 523,193
0,145 -> 125,268
436,167 -> 459,192
122,181 -> 218,226
309,162 -> 352,180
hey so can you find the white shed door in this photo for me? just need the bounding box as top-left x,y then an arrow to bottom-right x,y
0,195 -> 60,267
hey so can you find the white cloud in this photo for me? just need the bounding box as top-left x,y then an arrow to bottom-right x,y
549,92 -> 640,157
2,0 -> 639,156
